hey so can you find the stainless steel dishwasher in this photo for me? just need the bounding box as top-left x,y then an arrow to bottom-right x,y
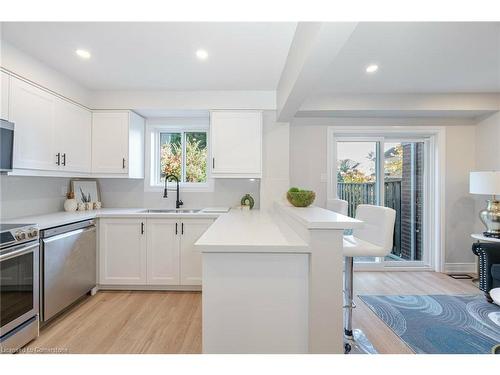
40,219 -> 96,323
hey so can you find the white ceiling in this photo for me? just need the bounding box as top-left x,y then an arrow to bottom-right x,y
2,22 -> 499,96
1,22 -> 297,90
317,22 -> 500,94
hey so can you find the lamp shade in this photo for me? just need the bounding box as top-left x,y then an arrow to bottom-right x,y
469,171 -> 500,195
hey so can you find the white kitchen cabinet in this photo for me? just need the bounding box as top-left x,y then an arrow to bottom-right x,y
9,76 -> 58,171
99,218 -> 147,285
1,71 -> 9,120
210,110 -> 262,178
99,217 -> 213,288
146,218 -> 180,285
9,76 -> 92,173
180,219 -> 213,285
54,97 -> 92,173
91,111 -> 145,178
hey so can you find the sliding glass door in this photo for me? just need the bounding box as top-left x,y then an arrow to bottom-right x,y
335,137 -> 429,268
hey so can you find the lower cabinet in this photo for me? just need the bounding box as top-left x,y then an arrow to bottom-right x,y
147,218 -> 179,285
99,218 -> 147,285
99,217 -> 213,287
179,219 -> 213,285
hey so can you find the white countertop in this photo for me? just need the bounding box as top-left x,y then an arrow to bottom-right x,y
274,201 -> 363,230
195,208 -> 309,253
4,208 -> 223,230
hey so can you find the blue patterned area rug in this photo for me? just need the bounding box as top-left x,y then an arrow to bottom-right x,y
359,294 -> 500,354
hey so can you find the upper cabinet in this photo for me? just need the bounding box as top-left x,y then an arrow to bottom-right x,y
1,71 -> 9,120
210,110 -> 262,178
9,76 -> 92,173
54,97 -> 92,173
91,111 -> 145,178
10,76 -> 58,171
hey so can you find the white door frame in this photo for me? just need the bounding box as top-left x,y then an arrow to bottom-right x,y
327,126 -> 446,272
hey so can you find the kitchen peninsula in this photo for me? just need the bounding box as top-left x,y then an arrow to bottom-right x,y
196,201 -> 362,354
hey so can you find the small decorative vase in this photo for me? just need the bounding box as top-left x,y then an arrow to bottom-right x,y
64,198 -> 77,212
77,202 -> 86,211
85,202 -> 93,210
94,201 -> 102,210
240,194 -> 255,209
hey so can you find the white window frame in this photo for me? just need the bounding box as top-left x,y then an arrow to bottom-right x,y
144,118 -> 214,193
327,126 -> 446,272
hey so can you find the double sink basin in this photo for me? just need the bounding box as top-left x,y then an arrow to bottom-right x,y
140,209 -> 202,214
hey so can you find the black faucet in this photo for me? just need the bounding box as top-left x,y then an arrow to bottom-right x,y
163,174 -> 184,209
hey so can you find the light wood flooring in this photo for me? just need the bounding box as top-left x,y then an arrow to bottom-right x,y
25,271 -> 479,354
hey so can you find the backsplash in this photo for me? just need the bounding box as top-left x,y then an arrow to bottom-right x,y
98,178 -> 260,209
0,175 -> 71,220
0,175 -> 260,220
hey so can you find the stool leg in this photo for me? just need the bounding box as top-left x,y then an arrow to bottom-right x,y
344,256 -> 354,339
343,256 -> 378,354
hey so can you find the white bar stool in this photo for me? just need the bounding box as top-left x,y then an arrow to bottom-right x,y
342,204 -> 396,354
327,198 -> 348,216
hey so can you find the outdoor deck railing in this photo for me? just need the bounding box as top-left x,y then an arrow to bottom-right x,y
337,180 -> 402,258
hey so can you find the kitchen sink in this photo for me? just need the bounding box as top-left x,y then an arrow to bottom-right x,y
142,209 -> 202,214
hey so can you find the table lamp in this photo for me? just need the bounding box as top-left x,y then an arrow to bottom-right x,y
470,171 -> 500,238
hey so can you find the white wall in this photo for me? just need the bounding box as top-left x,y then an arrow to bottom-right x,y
289,120 -> 478,266
444,126 -> 477,265
475,112 -> 500,170
0,42 -> 91,106
260,111 -> 290,210
473,112 -> 500,234
90,90 -> 276,111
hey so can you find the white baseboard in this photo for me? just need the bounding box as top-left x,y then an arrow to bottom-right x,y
444,262 -> 476,274
98,284 -> 201,291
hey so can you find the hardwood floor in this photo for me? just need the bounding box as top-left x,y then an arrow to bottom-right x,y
25,271 -> 479,354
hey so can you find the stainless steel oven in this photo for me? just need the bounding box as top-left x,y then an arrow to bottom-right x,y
0,223 -> 39,353
0,119 -> 14,172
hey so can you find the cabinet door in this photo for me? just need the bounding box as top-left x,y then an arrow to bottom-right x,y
211,111 -> 262,177
146,219 -> 180,285
99,218 -> 147,285
55,98 -> 91,173
91,112 -> 129,174
1,72 -> 9,120
180,219 -> 213,285
9,77 -> 58,171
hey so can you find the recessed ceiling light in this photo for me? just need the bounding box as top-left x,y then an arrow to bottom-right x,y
75,49 -> 91,59
365,64 -> 379,73
196,49 -> 208,60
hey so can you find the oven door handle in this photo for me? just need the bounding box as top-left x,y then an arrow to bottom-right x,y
0,242 -> 38,261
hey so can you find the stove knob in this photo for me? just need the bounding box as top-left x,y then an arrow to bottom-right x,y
28,228 -> 38,238
15,231 -> 26,241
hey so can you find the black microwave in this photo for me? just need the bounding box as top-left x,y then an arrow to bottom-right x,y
0,119 -> 14,172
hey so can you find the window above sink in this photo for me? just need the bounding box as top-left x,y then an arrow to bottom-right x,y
145,117 -> 214,193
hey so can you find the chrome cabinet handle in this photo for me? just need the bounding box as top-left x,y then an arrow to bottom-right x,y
181,222 -> 184,235
175,223 -> 178,235
122,158 -> 126,169
141,222 -> 145,235
212,157 -> 215,169
62,153 -> 66,166
56,153 -> 61,165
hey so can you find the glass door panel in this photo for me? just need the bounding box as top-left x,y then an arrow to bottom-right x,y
383,141 -> 425,263
336,141 -> 380,264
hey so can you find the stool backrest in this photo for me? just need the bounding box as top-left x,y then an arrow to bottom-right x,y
327,199 -> 348,216
353,204 -> 396,252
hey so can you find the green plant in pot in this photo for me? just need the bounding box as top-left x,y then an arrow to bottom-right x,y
286,187 -> 316,207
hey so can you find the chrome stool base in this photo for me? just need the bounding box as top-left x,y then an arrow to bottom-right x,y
344,329 -> 378,354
